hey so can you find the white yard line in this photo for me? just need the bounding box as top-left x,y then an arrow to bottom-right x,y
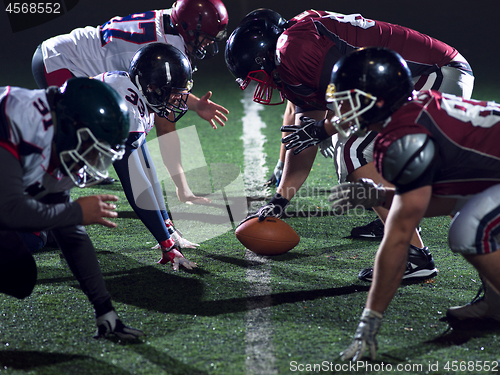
241,88 -> 278,375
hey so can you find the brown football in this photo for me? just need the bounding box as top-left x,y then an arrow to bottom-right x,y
235,217 -> 300,255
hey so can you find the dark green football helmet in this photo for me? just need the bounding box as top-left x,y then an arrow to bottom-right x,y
51,77 -> 129,187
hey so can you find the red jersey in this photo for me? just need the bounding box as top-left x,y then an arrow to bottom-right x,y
373,90 -> 500,197
276,11 -> 458,110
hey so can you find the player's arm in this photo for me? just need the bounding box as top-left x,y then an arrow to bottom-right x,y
239,109 -> 328,224
0,147 -> 81,230
277,110 -> 328,201
368,185 -> 432,312
154,114 -> 210,204
341,185 -> 432,361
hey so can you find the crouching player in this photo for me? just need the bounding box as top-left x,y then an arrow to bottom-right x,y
282,47 -> 500,360
0,78 -> 144,339
94,43 -> 199,270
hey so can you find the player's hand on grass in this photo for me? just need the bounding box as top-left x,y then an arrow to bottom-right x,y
158,242 -> 197,271
94,310 -> 144,340
177,188 -> 212,205
329,179 -> 386,214
77,194 -> 120,228
170,230 -> 199,249
281,117 -> 329,155
340,308 -> 383,361
238,193 -> 290,226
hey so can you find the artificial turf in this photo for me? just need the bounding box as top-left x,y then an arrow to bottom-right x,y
1,72 -> 500,375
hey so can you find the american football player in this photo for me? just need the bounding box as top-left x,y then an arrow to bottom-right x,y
285,47 -> 500,360
94,43 -> 199,270
0,77 -> 144,339
31,0 -> 229,202
225,8 -> 475,282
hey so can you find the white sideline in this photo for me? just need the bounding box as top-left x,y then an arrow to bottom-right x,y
241,88 -> 278,375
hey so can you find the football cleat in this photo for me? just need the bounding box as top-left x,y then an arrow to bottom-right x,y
358,245 -> 438,282
94,310 -> 144,340
447,280 -> 500,322
351,218 -> 422,239
351,218 -> 385,238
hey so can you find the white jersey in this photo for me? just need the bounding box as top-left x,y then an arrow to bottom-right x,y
41,9 -> 187,77
93,71 -> 155,144
0,87 -> 74,196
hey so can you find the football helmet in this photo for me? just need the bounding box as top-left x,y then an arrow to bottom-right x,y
50,77 -> 129,188
239,8 -> 287,28
326,47 -> 414,137
171,0 -> 228,60
129,43 -> 193,122
224,11 -> 287,105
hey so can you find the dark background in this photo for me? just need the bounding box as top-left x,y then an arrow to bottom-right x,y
1,0 -> 498,96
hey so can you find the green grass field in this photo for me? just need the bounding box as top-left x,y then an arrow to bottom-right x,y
1,72 -> 500,375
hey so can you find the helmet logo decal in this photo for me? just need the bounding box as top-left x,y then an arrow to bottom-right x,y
164,62 -> 172,82
325,83 -> 336,101
255,56 -> 264,68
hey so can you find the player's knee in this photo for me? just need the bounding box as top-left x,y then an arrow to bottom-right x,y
0,232 -> 37,299
449,186 -> 500,255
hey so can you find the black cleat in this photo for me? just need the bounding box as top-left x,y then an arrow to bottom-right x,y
351,218 -> 385,238
358,245 -> 438,282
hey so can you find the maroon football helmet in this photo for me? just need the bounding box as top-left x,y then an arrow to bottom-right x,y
171,0 -> 229,59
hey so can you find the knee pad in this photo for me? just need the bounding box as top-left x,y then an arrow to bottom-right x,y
0,231 -> 37,299
449,185 -> 500,255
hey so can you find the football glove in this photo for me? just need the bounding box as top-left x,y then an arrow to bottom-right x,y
281,117 -> 328,155
239,193 -> 290,225
329,178 -> 386,215
94,310 -> 144,340
165,219 -> 199,249
340,308 -> 383,361
318,137 -> 335,159
158,241 -> 197,271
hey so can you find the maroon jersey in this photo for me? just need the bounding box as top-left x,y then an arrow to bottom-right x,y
276,11 -> 458,110
373,90 -> 500,196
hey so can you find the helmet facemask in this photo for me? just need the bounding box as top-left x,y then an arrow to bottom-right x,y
172,0 -> 229,61
187,27 -> 227,60
164,87 -> 191,122
59,128 -> 125,188
140,78 -> 193,122
326,84 -> 377,138
237,69 -> 284,105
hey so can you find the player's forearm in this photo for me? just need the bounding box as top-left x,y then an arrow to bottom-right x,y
366,240 -> 408,314
277,145 -> 317,200
187,93 -> 200,111
0,149 -> 81,230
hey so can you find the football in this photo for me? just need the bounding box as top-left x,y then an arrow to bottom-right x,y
235,217 -> 300,255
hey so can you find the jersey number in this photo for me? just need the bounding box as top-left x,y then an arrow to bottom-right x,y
33,98 -> 53,130
440,93 -> 500,129
101,11 -> 157,46
125,88 -> 146,117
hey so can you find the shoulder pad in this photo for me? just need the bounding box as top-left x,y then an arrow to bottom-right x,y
382,133 -> 436,186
